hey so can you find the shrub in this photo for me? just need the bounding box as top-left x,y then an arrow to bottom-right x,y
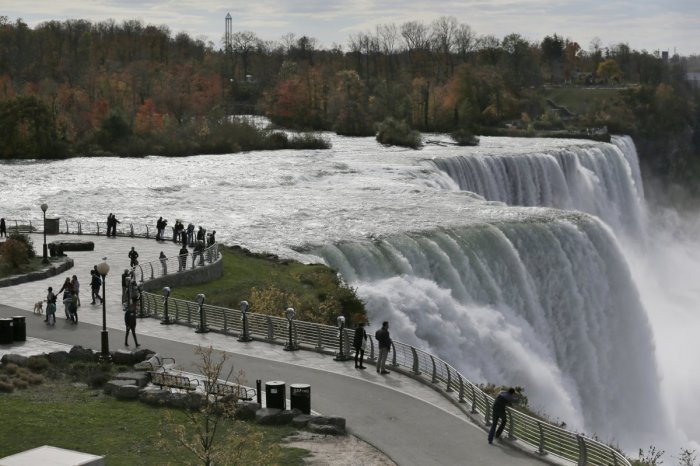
0,380 -> 14,393
376,117 -> 422,149
0,239 -> 29,268
27,355 -> 50,372
451,128 -> 480,146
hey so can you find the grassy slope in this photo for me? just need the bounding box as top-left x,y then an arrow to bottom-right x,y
543,87 -> 626,115
170,246 -> 365,325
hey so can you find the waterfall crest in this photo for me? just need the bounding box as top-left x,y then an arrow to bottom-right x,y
431,136 -> 646,234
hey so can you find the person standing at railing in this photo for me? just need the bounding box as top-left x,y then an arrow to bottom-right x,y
0,218 -> 6,238
353,321 -> 368,369
128,246 -> 139,267
178,244 -> 188,271
488,387 -> 519,444
156,217 -> 164,241
187,223 -> 195,246
159,251 -> 168,275
375,321 -> 392,374
110,214 -> 120,237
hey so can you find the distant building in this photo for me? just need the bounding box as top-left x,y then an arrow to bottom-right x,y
687,72 -> 700,88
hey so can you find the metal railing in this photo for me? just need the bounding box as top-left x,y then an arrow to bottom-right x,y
138,293 -> 630,466
4,217 -> 206,242
127,243 -> 220,284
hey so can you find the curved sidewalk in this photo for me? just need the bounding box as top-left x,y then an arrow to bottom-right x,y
0,234 -> 547,466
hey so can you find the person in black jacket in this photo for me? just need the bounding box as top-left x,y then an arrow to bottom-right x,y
353,322 -> 368,369
375,321 -> 392,374
128,247 -> 139,267
488,387 -> 519,444
124,304 -> 140,347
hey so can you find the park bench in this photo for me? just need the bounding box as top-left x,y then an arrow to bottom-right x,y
203,380 -> 256,401
149,371 -> 200,391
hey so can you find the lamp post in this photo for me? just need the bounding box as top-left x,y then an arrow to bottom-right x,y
334,315 -> 351,361
283,307 -> 299,351
238,300 -> 252,342
195,293 -> 209,333
96,258 -> 111,362
161,287 -> 172,325
40,203 -> 48,263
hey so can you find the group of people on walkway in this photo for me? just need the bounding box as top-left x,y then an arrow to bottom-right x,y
352,320 -> 392,373
106,213 -> 120,237
44,275 -> 81,325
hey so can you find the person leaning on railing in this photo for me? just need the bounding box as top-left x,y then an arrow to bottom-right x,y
488,386 -> 521,444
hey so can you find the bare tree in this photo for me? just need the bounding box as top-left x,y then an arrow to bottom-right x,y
231,31 -> 260,80
454,23 -> 476,62
430,16 -> 458,78
376,23 -> 398,55
400,20 -> 430,52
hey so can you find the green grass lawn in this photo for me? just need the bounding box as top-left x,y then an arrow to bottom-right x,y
170,246 -> 365,325
0,379 -> 309,465
543,86 -> 626,115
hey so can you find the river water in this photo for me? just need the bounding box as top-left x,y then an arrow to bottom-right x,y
1,132 -> 698,451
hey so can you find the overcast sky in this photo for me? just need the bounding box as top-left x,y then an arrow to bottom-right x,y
3,0 -> 699,55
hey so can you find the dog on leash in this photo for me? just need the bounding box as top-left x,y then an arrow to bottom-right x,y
33,301 -> 44,315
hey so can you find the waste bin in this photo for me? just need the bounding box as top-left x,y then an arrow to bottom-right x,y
0,319 -> 13,344
44,217 -> 60,235
290,384 -> 311,414
265,381 -> 286,410
12,316 -> 26,342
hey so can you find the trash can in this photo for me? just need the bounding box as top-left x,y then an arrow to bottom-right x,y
44,217 -> 60,235
290,383 -> 311,414
0,319 -> 13,344
12,316 -> 26,342
265,381 -> 286,410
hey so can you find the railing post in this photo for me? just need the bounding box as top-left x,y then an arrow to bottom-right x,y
316,326 -> 323,351
507,409 -> 516,440
146,226 -> 150,239
390,342 -> 397,367
78,222 -> 82,234
576,435 -> 587,466
429,355 -> 437,383
445,364 -> 453,392
96,222 -> 100,235
266,316 -> 274,340
368,337 -> 375,360
484,394 -> 492,425
537,421 -> 546,456
149,263 -> 154,280
410,346 -> 420,375
457,374 -> 466,403
470,385 -> 478,413
64,220 -> 68,234
130,224 -> 134,237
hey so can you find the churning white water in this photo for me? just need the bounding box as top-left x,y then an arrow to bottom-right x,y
0,132 -> 696,450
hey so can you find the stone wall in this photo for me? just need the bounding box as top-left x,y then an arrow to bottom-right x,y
0,257 -> 74,288
140,257 -> 223,292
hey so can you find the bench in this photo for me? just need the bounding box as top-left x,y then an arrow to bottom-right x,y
149,371 -> 200,391
203,380 -> 256,401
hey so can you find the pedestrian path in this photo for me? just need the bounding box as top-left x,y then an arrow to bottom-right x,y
0,234 -> 549,466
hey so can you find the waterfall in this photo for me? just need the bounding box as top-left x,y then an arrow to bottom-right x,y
431,136 -> 646,234
314,212 -> 668,448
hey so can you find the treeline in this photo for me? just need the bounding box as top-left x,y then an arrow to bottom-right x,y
0,15 -> 698,191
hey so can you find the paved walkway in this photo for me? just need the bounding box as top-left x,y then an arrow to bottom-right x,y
0,234 -> 548,466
